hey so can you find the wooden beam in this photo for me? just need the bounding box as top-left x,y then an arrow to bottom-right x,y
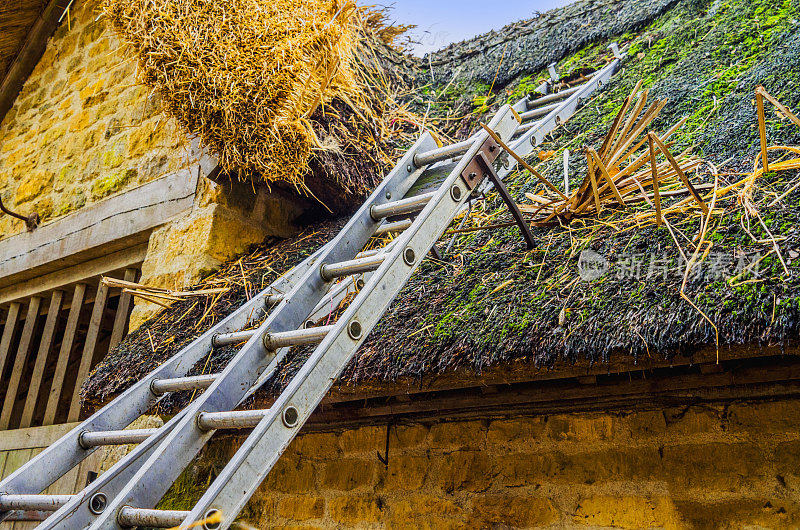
303,356 -> 800,427
43,284 -> 85,426
0,244 -> 146,306
0,301 -> 21,384
0,296 -> 41,430
19,290 -> 63,428
0,0 -> 67,124
108,268 -> 137,350
67,284 -> 108,422
0,422 -> 78,452
0,170 -> 198,289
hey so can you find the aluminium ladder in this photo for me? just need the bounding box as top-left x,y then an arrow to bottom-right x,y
0,44 -> 623,529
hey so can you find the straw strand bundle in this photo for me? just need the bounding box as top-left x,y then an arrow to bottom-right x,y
103,0 -> 373,190
518,82 -> 706,224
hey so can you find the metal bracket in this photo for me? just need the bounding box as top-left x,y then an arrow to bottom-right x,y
0,196 -> 39,231
547,62 -> 560,83
469,150 -> 536,250
460,135 -> 500,189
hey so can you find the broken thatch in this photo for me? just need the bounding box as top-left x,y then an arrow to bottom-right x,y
103,0 -> 419,211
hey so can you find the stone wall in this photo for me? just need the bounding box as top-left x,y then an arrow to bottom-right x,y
0,0 -> 307,329
165,399 -> 800,528
0,0 -> 187,239
128,177 -> 304,329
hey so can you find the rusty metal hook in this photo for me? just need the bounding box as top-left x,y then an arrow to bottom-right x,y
0,195 -> 39,231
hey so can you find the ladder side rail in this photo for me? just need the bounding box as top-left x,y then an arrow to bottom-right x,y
180,54 -> 624,525
179,107 -> 522,528
37,256 -> 347,529
0,239 -> 330,522
67,133 -> 439,529
512,57 -> 622,151
77,60 -> 616,526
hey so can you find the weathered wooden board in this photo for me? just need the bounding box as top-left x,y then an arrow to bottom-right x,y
0,169 -> 198,289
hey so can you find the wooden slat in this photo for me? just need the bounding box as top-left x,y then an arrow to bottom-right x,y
108,268 -> 137,350
0,244 -> 146,306
1,448 -> 32,478
5,448 -> 36,530
19,290 -> 63,428
0,297 -> 41,430
43,284 -> 86,426
67,284 -> 108,422
0,450 -> 9,477
0,301 -> 21,383
0,422 -> 78,452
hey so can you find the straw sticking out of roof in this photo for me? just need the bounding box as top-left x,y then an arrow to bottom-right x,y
103,0 -> 375,191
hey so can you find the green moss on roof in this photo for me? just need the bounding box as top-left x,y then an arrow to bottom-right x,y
86,0 -> 800,404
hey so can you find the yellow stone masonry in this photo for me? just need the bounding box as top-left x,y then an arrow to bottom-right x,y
166,399 -> 800,528
0,0 -> 306,332
0,0 -> 186,239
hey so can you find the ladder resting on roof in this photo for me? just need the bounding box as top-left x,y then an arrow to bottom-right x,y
0,45 -> 623,529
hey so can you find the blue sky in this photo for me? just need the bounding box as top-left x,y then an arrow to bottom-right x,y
362,0 -> 576,56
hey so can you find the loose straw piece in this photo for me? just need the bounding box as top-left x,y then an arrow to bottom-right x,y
648,133 -> 708,214
756,89 -> 770,172
584,148 -> 602,213
480,123 -> 568,200
647,134 -> 663,225
587,147 -> 625,206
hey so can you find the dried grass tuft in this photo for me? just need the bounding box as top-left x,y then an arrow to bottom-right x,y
103,0 -> 403,199
517,81 -> 705,224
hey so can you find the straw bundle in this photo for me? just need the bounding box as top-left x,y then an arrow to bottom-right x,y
517,81 -> 706,224
104,0 -> 396,201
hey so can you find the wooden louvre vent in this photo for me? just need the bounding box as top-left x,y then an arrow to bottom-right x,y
0,268 -> 139,430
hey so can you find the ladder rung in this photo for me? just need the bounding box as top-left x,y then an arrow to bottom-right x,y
196,409 -> 269,430
374,218 -> 412,236
320,254 -> 385,282
0,494 -> 73,511
117,507 -> 190,528
370,191 -> 435,220
212,329 -> 256,348
150,373 -> 217,394
263,293 -> 283,306
263,324 -> 333,351
215,321 -> 335,352
356,245 -> 392,260
79,428 -> 158,448
519,100 -> 563,122
525,84 -> 581,109
413,139 -> 472,167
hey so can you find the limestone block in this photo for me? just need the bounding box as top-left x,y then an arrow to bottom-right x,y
573,496 -> 682,529
471,495 -> 558,527
14,172 -> 53,203
276,495 -> 324,521
320,459 -> 377,491
328,496 -> 383,524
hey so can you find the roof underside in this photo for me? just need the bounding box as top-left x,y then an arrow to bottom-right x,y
0,0 -> 47,86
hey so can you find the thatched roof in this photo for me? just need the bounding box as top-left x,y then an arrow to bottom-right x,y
84,0 -> 800,409
0,0 -> 47,80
